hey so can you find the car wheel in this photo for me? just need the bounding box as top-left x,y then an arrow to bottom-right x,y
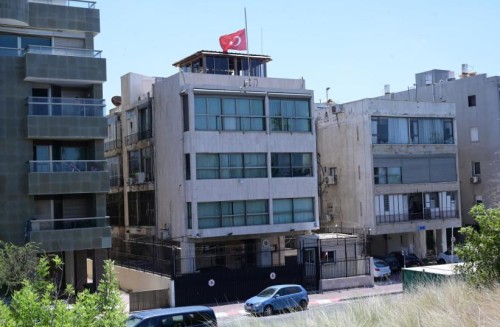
299,300 -> 308,311
263,305 -> 273,316
438,259 -> 446,265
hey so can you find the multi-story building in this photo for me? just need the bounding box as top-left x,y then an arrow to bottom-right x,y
106,51 -> 320,303
379,67 -> 500,226
316,99 -> 461,258
0,0 -> 109,291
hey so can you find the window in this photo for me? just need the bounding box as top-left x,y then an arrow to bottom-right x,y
182,95 -> 189,131
372,117 -> 454,144
383,195 -> 390,212
269,98 -> 311,132
273,197 -> 314,224
0,34 -> 51,57
468,95 -> 476,107
194,96 -> 265,131
196,153 -> 267,179
470,127 -> 479,142
472,161 -> 481,175
374,167 -> 401,184
185,154 -> 191,180
187,202 -> 192,229
321,250 -> 336,263
271,153 -> 312,177
198,200 -> 269,228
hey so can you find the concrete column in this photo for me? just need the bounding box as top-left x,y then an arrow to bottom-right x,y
413,231 -> 427,259
180,241 -> 195,274
74,250 -> 87,292
93,248 -> 108,291
64,251 -> 75,289
440,228 -> 448,253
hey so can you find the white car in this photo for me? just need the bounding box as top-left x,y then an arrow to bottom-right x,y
373,259 -> 391,279
437,250 -> 461,264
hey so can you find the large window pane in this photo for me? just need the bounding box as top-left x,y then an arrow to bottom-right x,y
273,199 -> 293,224
294,198 -> 314,222
196,154 -> 219,179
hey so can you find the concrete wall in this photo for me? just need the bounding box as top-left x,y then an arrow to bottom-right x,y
320,275 -> 374,291
114,266 -> 172,293
27,115 -> 107,139
29,2 -> 100,34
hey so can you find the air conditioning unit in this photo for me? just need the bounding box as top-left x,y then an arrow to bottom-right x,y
470,176 -> 481,184
326,175 -> 337,185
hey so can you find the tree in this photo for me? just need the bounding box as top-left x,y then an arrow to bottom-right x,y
0,243 -> 126,327
455,204 -> 500,286
0,241 -> 40,294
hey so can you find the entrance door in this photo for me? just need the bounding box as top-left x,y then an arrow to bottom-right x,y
408,193 -> 423,220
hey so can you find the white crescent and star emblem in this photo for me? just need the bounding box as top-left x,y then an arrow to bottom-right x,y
230,36 -> 241,47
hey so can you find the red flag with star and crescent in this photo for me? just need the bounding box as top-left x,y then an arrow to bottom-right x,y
219,29 -> 247,53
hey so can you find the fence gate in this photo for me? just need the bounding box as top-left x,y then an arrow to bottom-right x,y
302,248 -> 319,291
173,264 -> 302,307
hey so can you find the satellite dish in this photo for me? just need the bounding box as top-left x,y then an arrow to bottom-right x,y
111,96 -> 122,106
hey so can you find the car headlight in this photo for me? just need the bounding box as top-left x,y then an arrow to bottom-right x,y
254,303 -> 261,308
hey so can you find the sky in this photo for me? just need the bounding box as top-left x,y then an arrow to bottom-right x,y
95,0 -> 500,110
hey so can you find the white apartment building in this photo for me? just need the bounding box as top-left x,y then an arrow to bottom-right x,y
107,51 -> 319,276
316,99 -> 461,258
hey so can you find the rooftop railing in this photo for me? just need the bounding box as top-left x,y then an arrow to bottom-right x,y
24,45 -> 102,58
29,0 -> 96,9
27,216 -> 109,232
27,97 -> 105,117
29,160 -> 107,173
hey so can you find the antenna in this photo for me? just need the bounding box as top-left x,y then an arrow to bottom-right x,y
326,87 -> 330,103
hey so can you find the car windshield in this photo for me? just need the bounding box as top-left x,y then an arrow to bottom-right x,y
125,317 -> 143,327
374,261 -> 387,268
257,287 -> 277,297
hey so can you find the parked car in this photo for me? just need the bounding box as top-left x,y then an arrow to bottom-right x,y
125,306 -> 217,327
375,255 -> 401,272
437,250 -> 461,264
388,252 -> 423,268
372,259 -> 391,279
244,284 -> 309,316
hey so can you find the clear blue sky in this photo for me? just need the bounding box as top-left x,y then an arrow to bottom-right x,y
95,0 -> 499,110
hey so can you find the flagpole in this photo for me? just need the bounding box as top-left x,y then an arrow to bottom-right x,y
244,7 -> 250,77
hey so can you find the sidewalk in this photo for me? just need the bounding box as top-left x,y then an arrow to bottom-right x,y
213,281 -> 403,318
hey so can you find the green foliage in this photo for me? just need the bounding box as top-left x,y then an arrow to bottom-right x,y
456,204 -> 500,286
0,243 -> 126,327
0,241 -> 40,294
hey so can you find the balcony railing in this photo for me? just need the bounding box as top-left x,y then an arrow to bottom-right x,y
0,47 -> 23,57
30,0 -> 96,9
29,160 -> 107,173
125,130 -> 152,145
27,216 -> 109,232
376,208 -> 459,224
24,45 -> 102,58
110,176 -> 124,187
105,139 -> 123,151
27,97 -> 105,117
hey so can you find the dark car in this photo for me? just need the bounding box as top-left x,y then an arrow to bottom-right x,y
377,255 -> 401,272
388,252 -> 422,268
126,306 -> 217,327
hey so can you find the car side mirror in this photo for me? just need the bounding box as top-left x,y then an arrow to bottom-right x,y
274,294 -> 280,298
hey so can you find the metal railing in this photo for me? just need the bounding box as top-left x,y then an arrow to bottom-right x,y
376,208 -> 459,224
27,216 -> 109,232
29,160 -> 107,173
104,139 -> 122,151
27,97 -> 105,117
29,0 -> 96,9
110,176 -> 124,187
320,257 -> 371,279
125,130 -> 152,145
24,45 -> 102,58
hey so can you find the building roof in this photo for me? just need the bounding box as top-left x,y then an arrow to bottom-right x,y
172,50 -> 272,67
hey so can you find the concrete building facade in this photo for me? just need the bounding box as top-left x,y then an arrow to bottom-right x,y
106,51 -> 319,276
316,99 -> 461,259
380,67 -> 500,226
0,0 -> 110,290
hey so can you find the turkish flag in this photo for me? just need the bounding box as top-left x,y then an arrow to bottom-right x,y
219,29 -> 247,53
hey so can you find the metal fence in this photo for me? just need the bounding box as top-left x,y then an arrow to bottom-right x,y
320,257 -> 371,279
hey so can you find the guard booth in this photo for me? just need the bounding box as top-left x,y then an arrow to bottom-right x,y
298,233 -> 372,292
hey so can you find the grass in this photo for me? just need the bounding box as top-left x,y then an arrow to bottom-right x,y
235,281 -> 500,327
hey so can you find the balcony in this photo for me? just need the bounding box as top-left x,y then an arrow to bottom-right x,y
26,216 -> 111,252
27,97 -> 107,139
24,46 -> 106,85
105,139 -> 123,152
376,208 -> 459,224
29,1 -> 97,9
28,160 -> 110,195
125,130 -> 152,146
